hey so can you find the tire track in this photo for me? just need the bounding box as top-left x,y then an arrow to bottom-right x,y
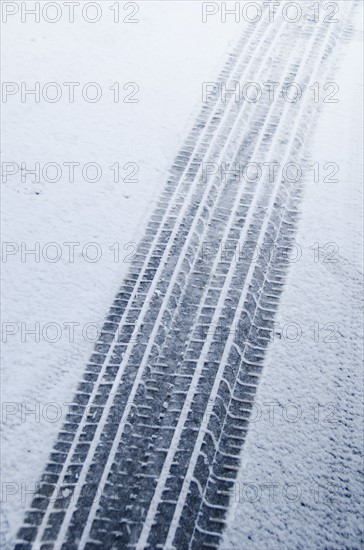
16,5 -> 273,548
56,12 -> 283,549
15,1 -> 356,548
173,14 -> 352,550
139,9 -> 334,549
80,14 -> 295,549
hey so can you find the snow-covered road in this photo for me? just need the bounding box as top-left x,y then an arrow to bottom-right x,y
1,2 -> 363,549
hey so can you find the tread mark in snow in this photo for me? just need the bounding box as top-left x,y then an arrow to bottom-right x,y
15,3 -> 357,549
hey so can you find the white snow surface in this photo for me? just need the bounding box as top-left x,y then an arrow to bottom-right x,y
1,3 -> 240,543
1,1 -> 363,549
222,4 -> 364,549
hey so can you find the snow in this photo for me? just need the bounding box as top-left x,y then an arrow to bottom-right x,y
1,3 -> 240,544
1,1 -> 363,548
222,3 -> 364,548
